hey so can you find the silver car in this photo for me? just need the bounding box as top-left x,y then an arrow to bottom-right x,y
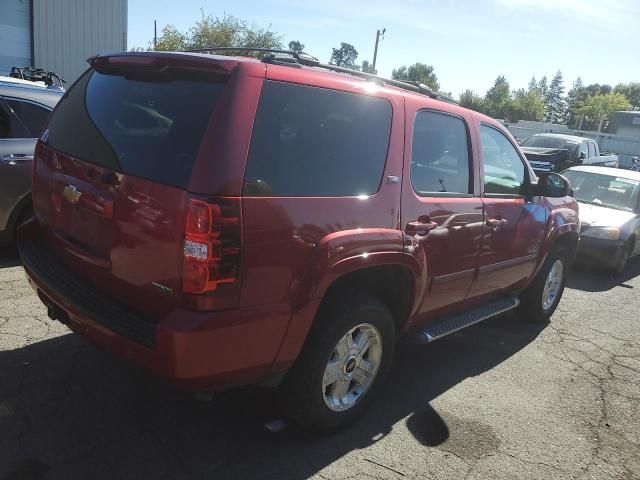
0,77 -> 62,245
563,165 -> 640,275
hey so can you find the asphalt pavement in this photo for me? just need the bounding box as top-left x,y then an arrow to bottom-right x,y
1,245 -> 639,480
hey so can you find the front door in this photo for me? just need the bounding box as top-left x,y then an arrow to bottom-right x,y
467,122 -> 546,304
402,108 -> 484,325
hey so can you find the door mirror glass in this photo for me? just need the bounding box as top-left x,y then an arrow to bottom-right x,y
537,172 -> 571,197
579,151 -> 587,160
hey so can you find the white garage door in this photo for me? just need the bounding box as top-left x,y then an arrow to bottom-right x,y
0,0 -> 32,76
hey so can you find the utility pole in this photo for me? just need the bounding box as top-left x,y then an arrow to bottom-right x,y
372,28 -> 386,72
154,20 -> 157,50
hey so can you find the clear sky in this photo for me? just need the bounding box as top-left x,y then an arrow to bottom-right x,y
128,0 -> 639,97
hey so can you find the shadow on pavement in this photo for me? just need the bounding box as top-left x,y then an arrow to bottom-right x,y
567,256 -> 640,292
0,311 -> 545,480
0,246 -> 20,269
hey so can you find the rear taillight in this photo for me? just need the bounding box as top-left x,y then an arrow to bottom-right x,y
182,198 -> 240,297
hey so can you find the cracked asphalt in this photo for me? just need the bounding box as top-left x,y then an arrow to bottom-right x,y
1,245 -> 639,480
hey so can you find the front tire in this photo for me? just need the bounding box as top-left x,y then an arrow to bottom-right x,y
519,245 -> 569,323
611,242 -> 632,277
279,292 -> 395,433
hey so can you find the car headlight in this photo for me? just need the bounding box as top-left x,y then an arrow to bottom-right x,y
582,227 -> 621,240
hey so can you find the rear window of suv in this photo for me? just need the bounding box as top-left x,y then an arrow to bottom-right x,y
243,80 -> 392,197
44,68 -> 226,188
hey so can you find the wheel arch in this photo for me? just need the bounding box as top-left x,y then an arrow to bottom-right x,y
0,193 -> 32,246
270,229 -> 426,375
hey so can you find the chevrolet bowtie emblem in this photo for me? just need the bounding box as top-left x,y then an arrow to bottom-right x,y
62,185 -> 82,204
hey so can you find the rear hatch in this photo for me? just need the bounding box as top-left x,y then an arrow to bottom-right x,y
31,53 -> 239,320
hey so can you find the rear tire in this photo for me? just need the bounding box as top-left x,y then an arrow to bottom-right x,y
519,245 -> 569,323
278,291 -> 395,433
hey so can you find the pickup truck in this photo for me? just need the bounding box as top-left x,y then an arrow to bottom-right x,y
520,133 -> 618,173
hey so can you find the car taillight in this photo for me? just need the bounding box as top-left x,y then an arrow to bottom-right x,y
182,198 -> 240,297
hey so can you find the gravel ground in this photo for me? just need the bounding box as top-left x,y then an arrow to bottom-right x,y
1,245 -> 639,480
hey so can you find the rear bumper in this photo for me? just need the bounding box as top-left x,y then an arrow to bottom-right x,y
576,235 -> 625,269
18,219 -> 290,391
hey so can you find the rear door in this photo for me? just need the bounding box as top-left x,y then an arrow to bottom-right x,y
401,107 -> 484,323
32,60 -> 229,319
466,122 -> 546,304
0,97 -> 44,233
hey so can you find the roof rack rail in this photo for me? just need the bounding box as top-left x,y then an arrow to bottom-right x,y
185,47 -> 321,66
9,67 -> 66,89
185,47 -> 457,104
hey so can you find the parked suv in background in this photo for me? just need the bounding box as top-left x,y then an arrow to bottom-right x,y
18,50 -> 580,432
0,76 -> 62,245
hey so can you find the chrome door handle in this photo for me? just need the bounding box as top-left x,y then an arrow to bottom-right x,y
1,154 -> 34,163
486,218 -> 508,232
406,220 -> 439,235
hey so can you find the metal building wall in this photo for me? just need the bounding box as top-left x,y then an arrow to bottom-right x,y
0,0 -> 32,75
33,0 -> 127,85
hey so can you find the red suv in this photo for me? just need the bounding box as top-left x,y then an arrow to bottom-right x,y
18,50 -> 579,432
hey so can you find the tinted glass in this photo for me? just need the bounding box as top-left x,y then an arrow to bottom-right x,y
244,81 -> 392,196
45,69 -> 226,188
0,100 -> 30,139
480,125 -> 526,195
563,170 -> 639,212
521,135 -> 579,156
588,142 -> 596,158
5,99 -> 50,137
411,111 -> 471,195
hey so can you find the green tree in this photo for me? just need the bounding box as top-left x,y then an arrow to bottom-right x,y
154,25 -> 187,51
509,88 -> 545,122
528,76 -> 539,93
484,75 -> 511,119
614,83 -> 640,110
565,77 -> 587,127
361,60 -> 376,74
585,84 -> 612,96
458,89 -> 486,113
330,42 -> 358,69
544,70 -> 565,123
537,76 -> 548,98
288,40 -> 305,53
154,11 -> 283,54
578,93 -> 630,133
391,63 -> 440,91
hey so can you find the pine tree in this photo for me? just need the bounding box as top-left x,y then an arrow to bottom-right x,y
565,77 -> 586,127
528,76 -> 538,93
538,76 -> 548,98
484,75 -> 511,119
544,71 -> 565,123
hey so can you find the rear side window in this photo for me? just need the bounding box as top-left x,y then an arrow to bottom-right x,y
0,100 -> 30,138
243,81 -> 392,196
411,110 -> 471,195
5,99 -> 50,137
588,142 -> 596,158
45,69 -> 226,188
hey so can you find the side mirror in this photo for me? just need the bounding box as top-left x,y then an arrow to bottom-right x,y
579,152 -> 587,160
535,172 -> 572,198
